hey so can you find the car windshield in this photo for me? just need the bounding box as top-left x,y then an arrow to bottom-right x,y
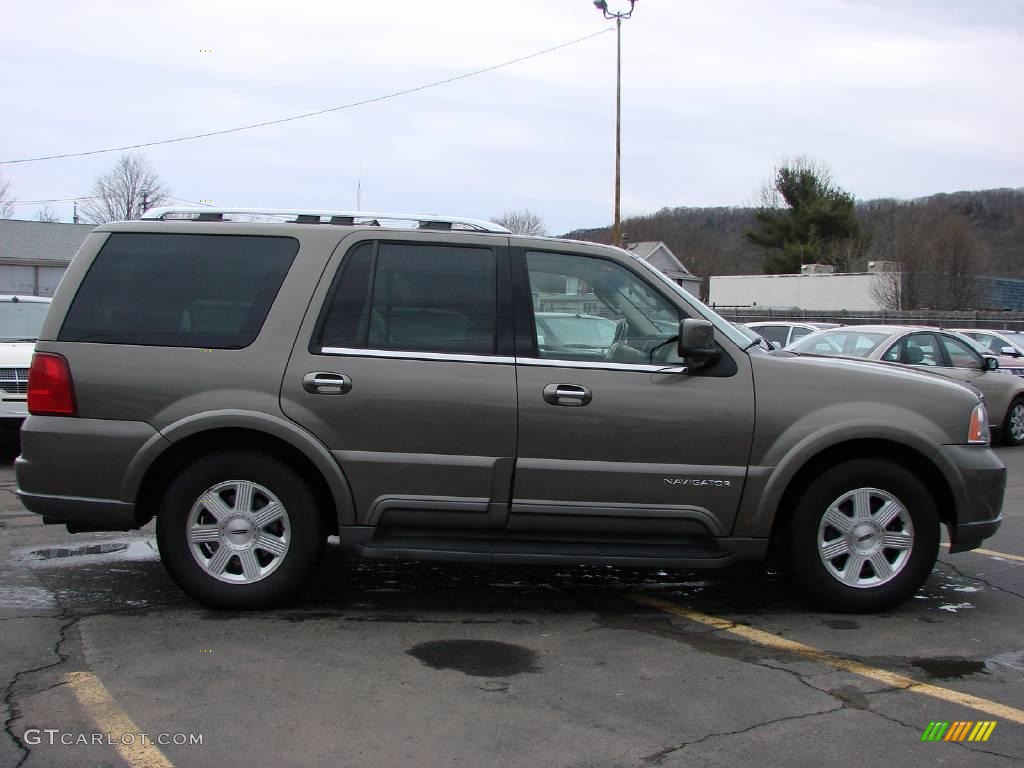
537,315 -> 616,348
789,330 -> 890,357
0,301 -> 50,341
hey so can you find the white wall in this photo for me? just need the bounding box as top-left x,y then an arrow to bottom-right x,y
709,273 -> 881,311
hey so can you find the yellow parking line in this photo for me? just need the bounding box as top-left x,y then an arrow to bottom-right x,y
65,671 -> 175,768
942,543 -> 1024,563
630,595 -> 1024,725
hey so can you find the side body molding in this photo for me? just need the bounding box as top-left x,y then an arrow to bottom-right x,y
120,409 -> 357,525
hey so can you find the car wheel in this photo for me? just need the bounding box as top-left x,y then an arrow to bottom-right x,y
1001,397 -> 1024,446
156,451 -> 323,609
788,458 -> 939,613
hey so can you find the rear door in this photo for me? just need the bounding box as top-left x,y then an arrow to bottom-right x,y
280,232 -> 517,529
509,244 -> 755,537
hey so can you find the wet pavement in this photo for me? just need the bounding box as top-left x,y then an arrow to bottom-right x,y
1,444 -> 1023,767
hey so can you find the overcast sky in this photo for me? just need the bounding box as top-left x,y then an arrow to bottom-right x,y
1,0 -> 1021,234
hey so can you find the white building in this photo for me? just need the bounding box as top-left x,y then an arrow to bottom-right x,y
710,267 -> 886,311
0,219 -> 94,296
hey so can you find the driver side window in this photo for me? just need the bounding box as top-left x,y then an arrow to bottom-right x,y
525,251 -> 681,364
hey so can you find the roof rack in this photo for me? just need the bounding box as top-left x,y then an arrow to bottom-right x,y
140,207 -> 511,234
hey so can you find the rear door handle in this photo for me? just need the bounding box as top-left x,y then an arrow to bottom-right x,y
303,372 -> 352,394
543,383 -> 592,407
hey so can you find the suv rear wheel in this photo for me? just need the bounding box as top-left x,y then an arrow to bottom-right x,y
156,451 -> 323,609
789,459 -> 939,613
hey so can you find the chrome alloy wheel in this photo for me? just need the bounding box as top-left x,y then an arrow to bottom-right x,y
817,487 -> 914,589
1010,402 -> 1024,443
186,480 -> 291,584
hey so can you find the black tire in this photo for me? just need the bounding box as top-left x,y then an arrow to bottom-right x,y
156,451 -> 323,609
1001,397 -> 1024,446
788,458 -> 939,613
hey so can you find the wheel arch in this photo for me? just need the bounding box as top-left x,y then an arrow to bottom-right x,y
766,438 -> 955,552
126,413 -> 355,533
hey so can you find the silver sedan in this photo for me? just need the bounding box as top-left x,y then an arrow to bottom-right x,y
789,325 -> 1024,445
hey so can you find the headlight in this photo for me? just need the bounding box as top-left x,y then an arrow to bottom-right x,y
968,402 -> 990,444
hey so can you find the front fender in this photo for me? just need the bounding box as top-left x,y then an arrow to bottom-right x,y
734,404 -> 946,537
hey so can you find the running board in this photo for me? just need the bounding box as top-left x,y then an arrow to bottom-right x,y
339,527 -> 746,569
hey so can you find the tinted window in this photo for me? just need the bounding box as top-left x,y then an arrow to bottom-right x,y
749,325 -> 789,346
59,233 -> 298,348
940,335 -> 982,368
526,251 -> 680,363
319,242 -> 498,356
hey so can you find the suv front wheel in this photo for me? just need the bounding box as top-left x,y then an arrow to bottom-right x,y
156,451 -> 323,609
789,458 -> 939,613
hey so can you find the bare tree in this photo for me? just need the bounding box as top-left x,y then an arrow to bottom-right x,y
492,208 -> 546,236
80,153 -> 170,224
870,204 -> 987,311
35,205 -> 60,223
0,172 -> 14,218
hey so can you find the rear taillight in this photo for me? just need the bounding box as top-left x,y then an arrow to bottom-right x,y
28,352 -> 77,416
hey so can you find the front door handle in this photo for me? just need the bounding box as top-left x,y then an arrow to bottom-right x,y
543,383 -> 592,407
303,372 -> 352,394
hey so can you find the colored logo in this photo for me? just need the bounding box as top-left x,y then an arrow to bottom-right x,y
921,721 -> 996,742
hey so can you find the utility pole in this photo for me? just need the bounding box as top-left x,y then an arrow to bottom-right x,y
593,1 -> 638,248
73,200 -> 79,224
140,189 -> 151,218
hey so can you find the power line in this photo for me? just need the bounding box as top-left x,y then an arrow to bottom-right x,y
1,29 -> 612,166
4,196 -> 97,205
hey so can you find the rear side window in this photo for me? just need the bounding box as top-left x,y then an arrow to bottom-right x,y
59,233 -> 298,348
750,325 -> 789,346
318,242 -> 498,356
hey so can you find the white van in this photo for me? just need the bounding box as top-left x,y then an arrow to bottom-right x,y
0,295 -> 52,423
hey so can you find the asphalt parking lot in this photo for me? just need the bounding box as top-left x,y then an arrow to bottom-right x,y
1,443 -> 1022,768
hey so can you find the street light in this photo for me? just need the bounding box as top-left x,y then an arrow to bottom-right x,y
592,0 -> 638,248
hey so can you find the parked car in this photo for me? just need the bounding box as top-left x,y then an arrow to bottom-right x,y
535,312 -> 619,356
744,321 -> 840,349
954,329 -> 1024,359
732,322 -> 778,351
16,207 -> 1005,613
0,295 -> 52,428
789,325 -> 1024,445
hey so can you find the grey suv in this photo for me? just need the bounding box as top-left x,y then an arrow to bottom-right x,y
16,207 -> 1005,613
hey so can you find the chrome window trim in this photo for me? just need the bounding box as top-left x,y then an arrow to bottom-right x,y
515,357 -> 678,373
318,346 -> 674,372
319,346 -> 514,364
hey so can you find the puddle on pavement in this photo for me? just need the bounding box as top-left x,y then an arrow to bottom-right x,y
26,539 -> 158,565
911,657 -> 987,678
407,639 -> 540,677
32,542 -> 129,560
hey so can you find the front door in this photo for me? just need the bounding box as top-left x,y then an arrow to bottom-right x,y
509,245 -> 755,537
281,233 -> 516,529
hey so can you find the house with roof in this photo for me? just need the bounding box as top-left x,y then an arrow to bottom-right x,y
0,219 -> 94,296
627,241 -> 702,297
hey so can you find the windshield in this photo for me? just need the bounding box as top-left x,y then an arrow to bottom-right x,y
789,330 -> 890,357
0,301 -> 50,341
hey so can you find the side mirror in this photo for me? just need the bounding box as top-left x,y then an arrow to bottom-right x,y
983,356 -> 999,371
1000,346 -> 1020,357
678,318 -> 718,358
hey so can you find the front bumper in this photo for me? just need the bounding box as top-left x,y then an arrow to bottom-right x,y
937,444 -> 1005,553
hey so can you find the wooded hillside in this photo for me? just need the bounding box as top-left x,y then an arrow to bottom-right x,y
564,188 -> 1024,289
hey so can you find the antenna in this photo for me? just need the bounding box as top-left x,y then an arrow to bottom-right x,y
356,159 -> 362,211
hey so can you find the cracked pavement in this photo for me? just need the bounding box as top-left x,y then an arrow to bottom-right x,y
1,443 -> 1022,767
